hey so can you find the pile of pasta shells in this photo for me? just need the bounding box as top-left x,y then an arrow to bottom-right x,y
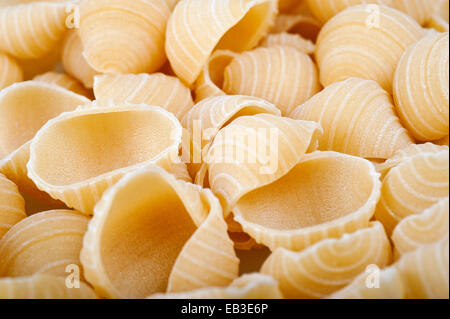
0,0 -> 448,300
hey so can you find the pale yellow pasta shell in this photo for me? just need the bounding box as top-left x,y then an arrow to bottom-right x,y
395,238 -> 449,299
259,32 -> 315,54
261,222 -> 391,298
0,2 -> 67,59
393,32 -> 449,141
148,273 -> 283,299
426,0 -> 449,32
375,150 -> 449,234
166,0 -> 278,86
392,197 -> 449,257
0,173 -> 25,240
0,52 -> 22,90
315,5 -> 424,93
0,209 -> 89,279
271,13 -> 322,42
290,78 -> 413,159
34,72 -> 93,99
79,0 -> 170,74
93,73 -> 194,121
80,166 -> 238,299
61,30 -> 99,89
0,274 -> 98,299
223,46 -> 321,115
27,104 -> 183,214
207,114 -> 322,214
234,151 -> 381,251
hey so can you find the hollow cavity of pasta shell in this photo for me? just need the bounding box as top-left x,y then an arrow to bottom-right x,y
166,0 -> 278,86
0,173 -> 26,240
80,166 -> 238,299
0,209 -> 90,279
27,104 -> 183,214
260,222 -> 391,299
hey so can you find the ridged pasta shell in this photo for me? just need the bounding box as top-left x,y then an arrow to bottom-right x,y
80,166 -> 238,299
0,173 -> 25,239
392,197 -> 449,257
395,238 -> 449,299
290,78 -> 413,159
0,274 -> 98,299
426,0 -> 449,32
148,273 -> 283,299
393,32 -> 449,141
259,32 -> 315,54
93,73 -> 194,121
27,104 -> 183,214
61,30 -> 99,89
234,151 -> 381,251
271,13 -> 322,42
0,52 -> 22,90
0,2 -> 67,59
79,0 -> 171,74
34,72 -> 93,99
0,209 -> 89,279
315,5 -> 424,93
260,222 -> 391,298
207,114 -> 322,214
223,46 -> 321,115
375,150 -> 449,234
166,0 -> 278,86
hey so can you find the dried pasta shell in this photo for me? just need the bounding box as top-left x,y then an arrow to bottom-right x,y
0,2 -> 67,59
223,46 -> 321,115
261,222 -> 391,298
148,273 -> 283,299
0,52 -> 22,90
271,13 -> 322,42
426,0 -> 449,32
27,104 -> 183,214
392,197 -> 449,257
79,0 -> 170,74
166,0 -> 278,86
0,274 -> 98,299
259,32 -> 315,54
0,173 -> 25,239
393,32 -> 449,141
315,5 -> 424,93
0,209 -> 89,279
234,151 -> 381,251
290,78 -> 413,159
61,30 -> 99,89
34,72 -> 92,98
375,150 -> 449,234
81,166 -> 238,299
395,238 -> 449,299
207,114 -> 322,214
93,73 -> 194,121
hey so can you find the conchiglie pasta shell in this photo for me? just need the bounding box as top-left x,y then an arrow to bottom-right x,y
426,0 -> 449,32
27,104 -> 183,214
259,32 -> 315,54
260,222 -> 391,298
271,13 -> 322,42
234,151 -> 381,251
61,30 -> 99,89
0,274 -> 98,299
166,0 -> 278,86
290,78 -> 413,159
395,239 -> 449,299
393,32 -> 449,141
148,273 -> 283,299
93,73 -> 193,121
207,114 -> 322,214
34,72 -> 93,99
315,5 -> 424,93
81,166 -> 238,299
223,46 -> 321,115
0,52 -> 22,90
392,197 -> 449,257
0,209 -> 89,278
375,150 -> 449,234
0,173 -> 25,240
0,2 -> 67,59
